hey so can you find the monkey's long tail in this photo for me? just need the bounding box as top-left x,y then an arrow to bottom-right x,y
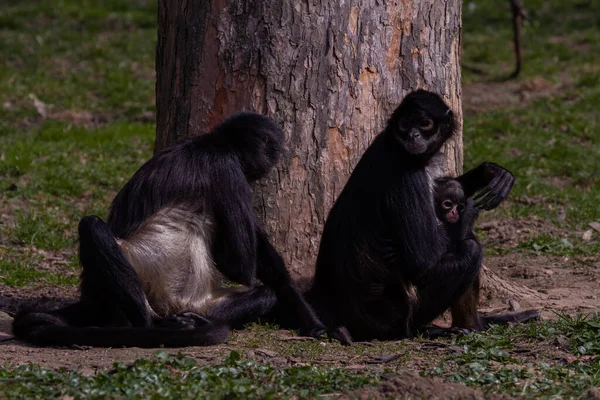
481,309 -> 541,327
12,311 -> 230,348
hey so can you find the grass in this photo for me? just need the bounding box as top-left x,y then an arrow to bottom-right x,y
6,316 -> 600,398
0,351 -> 376,399
424,314 -> 600,398
0,0 -> 156,284
463,0 -> 600,260
0,0 -> 599,398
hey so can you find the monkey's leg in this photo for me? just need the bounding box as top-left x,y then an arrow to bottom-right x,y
77,215 -> 152,327
255,229 -> 326,337
451,272 -> 541,331
450,274 -> 484,331
412,239 -> 483,334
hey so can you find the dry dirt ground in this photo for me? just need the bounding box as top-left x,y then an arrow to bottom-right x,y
479,215 -> 600,316
0,79 -> 599,399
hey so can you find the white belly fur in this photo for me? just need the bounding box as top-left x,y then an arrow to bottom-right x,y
425,152 -> 446,195
116,207 -> 237,317
426,153 -> 447,225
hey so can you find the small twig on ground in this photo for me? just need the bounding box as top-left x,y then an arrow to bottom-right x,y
280,335 -> 317,341
419,341 -> 449,349
369,354 -> 405,364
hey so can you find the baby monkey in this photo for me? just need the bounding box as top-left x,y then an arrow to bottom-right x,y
435,178 -> 466,224
434,177 -> 472,245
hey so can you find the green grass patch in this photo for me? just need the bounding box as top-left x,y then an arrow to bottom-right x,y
0,351 -> 376,399
0,249 -> 78,286
0,121 -> 153,286
464,91 -> 600,227
0,0 -> 157,285
463,0 -> 600,81
518,233 -> 600,257
462,0 -> 600,262
424,314 -> 600,398
0,0 -> 157,134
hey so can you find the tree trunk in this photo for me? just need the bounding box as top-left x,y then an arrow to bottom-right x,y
156,0 -> 463,277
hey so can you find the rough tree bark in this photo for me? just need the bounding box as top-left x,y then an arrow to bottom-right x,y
156,0 -> 463,278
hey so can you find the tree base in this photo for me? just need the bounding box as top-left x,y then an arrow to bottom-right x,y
480,264 -> 546,305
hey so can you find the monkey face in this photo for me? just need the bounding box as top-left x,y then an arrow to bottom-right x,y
434,178 -> 466,224
395,113 -> 439,155
388,90 -> 456,156
440,199 -> 465,224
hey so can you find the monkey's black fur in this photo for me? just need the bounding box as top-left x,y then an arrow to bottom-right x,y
305,90 -> 526,344
13,112 -> 324,348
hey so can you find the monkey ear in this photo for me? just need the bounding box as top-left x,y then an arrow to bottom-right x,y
443,109 -> 454,125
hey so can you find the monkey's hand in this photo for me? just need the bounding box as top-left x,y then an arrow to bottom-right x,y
328,326 -> 353,345
421,326 -> 471,339
459,199 -> 480,240
472,162 -> 515,210
153,312 -> 211,330
299,322 -> 327,338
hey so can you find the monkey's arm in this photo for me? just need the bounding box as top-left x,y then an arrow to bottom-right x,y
455,162 -> 515,211
395,210 -> 481,287
458,199 -> 480,241
211,164 -> 257,286
255,228 -> 326,337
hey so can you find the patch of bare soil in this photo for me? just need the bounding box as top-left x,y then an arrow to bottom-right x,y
486,251 -> 600,319
48,110 -> 114,128
463,76 -> 567,114
478,215 -> 566,250
0,283 -> 77,316
0,323 -> 229,370
475,216 -> 600,319
341,372 -> 505,400
16,92 -> 155,129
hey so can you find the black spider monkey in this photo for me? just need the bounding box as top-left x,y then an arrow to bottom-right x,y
13,112 -> 325,348
302,90 -> 538,344
433,177 -> 539,332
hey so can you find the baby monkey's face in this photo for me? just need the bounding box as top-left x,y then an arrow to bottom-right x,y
434,180 -> 466,224
438,197 -> 465,223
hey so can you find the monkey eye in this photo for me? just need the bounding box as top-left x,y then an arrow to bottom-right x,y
442,200 -> 453,210
457,203 -> 465,212
398,120 -> 409,131
420,119 -> 434,131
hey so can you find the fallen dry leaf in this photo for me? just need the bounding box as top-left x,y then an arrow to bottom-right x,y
589,222 -> 600,234
255,349 -> 278,357
0,332 -> 14,342
28,93 -> 48,118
